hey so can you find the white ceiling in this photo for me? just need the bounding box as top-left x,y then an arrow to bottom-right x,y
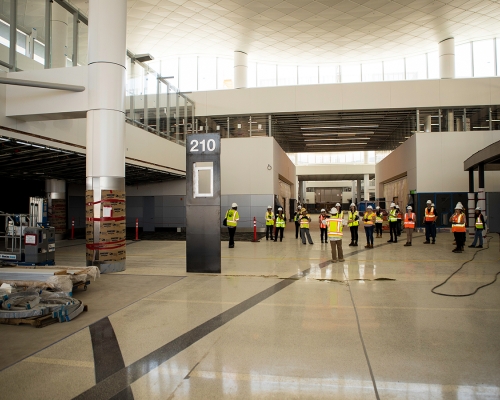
49,0 -> 500,64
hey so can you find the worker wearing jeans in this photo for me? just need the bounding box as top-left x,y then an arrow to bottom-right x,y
299,208 -> 313,245
469,207 -> 486,248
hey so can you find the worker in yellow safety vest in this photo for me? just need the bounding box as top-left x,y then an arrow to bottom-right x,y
347,203 -> 359,247
403,206 -> 416,246
375,206 -> 384,238
423,200 -> 438,244
225,203 -> 239,248
450,203 -> 466,253
327,205 -> 344,262
265,206 -> 275,241
274,207 -> 286,242
294,205 -> 302,239
299,208 -> 313,245
469,207 -> 486,248
387,203 -> 399,243
363,205 -> 376,248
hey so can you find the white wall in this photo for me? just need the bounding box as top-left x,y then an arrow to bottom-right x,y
273,139 -> 296,196
375,136 -> 417,198
296,164 -> 375,176
190,77 -> 500,116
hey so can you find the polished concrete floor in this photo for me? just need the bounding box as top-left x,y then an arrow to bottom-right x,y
0,222 -> 499,399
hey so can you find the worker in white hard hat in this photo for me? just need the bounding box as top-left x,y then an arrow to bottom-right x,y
347,203 -> 359,247
450,203 -> 466,252
265,205 -> 275,241
363,205 -> 376,248
327,205 -> 344,262
395,205 -> 402,237
387,202 -> 398,243
469,206 -> 486,248
423,200 -> 438,244
375,205 -> 383,238
319,208 -> 330,243
293,205 -> 302,239
225,203 -> 239,248
274,207 -> 286,242
403,206 -> 416,246
299,207 -> 313,245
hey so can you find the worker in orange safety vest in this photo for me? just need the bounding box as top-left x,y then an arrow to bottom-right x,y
403,206 -> 416,246
450,202 -> 466,253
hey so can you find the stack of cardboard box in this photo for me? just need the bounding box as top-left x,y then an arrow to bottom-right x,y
50,199 -> 66,235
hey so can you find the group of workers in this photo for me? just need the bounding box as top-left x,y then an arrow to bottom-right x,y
224,201 -> 486,260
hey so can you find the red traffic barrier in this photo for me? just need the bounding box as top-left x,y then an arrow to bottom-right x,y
133,218 -> 140,241
251,217 -> 260,242
70,217 -> 75,240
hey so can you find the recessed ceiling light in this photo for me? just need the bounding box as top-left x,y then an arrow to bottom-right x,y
301,125 -> 378,129
305,143 -> 367,146
302,132 -> 374,136
304,138 -> 371,141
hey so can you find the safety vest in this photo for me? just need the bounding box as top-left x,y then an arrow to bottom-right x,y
375,212 -> 383,224
300,215 -> 310,229
276,215 -> 286,228
348,211 -> 359,227
451,213 -> 466,232
319,214 -> 329,229
363,212 -> 375,226
397,211 -> 402,220
404,213 -> 416,229
225,210 -> 239,227
388,209 -> 398,222
425,207 -> 436,222
265,212 -> 275,226
294,212 -> 301,222
328,213 -> 343,237
475,215 -> 484,230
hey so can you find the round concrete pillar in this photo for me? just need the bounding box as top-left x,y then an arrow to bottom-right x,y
51,2 -> 68,68
439,38 -> 455,79
234,51 -> 248,89
45,179 -> 66,240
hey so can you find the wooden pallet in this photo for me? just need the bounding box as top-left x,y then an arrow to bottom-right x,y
0,305 -> 88,328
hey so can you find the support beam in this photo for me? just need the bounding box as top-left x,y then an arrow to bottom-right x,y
357,180 -> 361,204
0,77 -> 85,92
45,0 -> 52,69
72,11 -> 79,66
9,0 -> 17,72
364,174 -> 369,201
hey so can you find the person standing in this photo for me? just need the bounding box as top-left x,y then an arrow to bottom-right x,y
347,203 -> 359,247
423,200 -> 438,244
265,206 -> 275,241
450,203 -> 466,253
375,206 -> 383,238
294,205 -> 302,239
319,209 -> 329,243
469,207 -> 486,248
387,203 -> 398,243
363,205 -> 376,248
299,208 -> 313,245
327,206 -> 344,262
396,205 -> 402,236
403,206 -> 416,246
225,203 -> 239,248
274,207 -> 286,242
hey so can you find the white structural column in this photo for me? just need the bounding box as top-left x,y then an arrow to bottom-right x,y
447,110 -> 454,132
364,174 -> 369,201
86,0 -> 127,273
45,179 -> 66,240
351,180 -> 356,204
424,115 -> 432,132
357,180 -> 361,203
439,37 -> 455,79
51,2 -> 68,68
234,51 -> 248,89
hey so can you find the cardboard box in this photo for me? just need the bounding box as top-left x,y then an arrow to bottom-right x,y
101,190 -> 125,201
98,249 -> 126,262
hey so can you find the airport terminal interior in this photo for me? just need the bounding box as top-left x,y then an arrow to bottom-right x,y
0,0 -> 499,399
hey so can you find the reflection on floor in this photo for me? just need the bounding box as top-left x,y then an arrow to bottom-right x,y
1,223 -> 499,400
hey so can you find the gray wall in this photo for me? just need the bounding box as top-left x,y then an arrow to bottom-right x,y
221,194 -> 274,229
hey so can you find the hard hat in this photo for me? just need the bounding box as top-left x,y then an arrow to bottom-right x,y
367,205 -> 373,210
396,205 -> 400,209
407,206 -> 412,210
267,205 -> 272,209
301,208 -> 306,212
350,203 -> 356,207
431,203 -> 435,207
335,203 -> 341,207
475,206 -> 481,210
330,208 -> 337,214
321,208 -> 326,212
427,200 -> 432,204
455,202 -> 463,209
376,206 -> 380,209
278,207 -> 283,211
232,203 -> 238,208
297,205 -> 301,209
390,203 -> 396,208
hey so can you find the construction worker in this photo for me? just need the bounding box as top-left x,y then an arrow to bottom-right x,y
327,205 -> 344,262
363,205 -> 376,248
469,207 -> 486,248
225,203 -> 239,248
274,207 -> 286,242
375,206 -> 383,238
293,205 -> 302,239
403,206 -> 416,246
299,208 -> 313,245
265,206 -> 275,241
387,203 -> 398,243
396,205 -> 402,236
423,200 -> 438,244
348,203 -> 359,247
319,209 -> 329,243
450,203 -> 466,253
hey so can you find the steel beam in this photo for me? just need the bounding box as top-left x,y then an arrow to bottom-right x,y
0,77 -> 85,92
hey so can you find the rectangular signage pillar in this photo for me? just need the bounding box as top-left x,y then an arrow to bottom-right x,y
186,133 -> 221,273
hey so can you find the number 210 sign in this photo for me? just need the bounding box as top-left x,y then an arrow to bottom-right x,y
187,134 -> 220,154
